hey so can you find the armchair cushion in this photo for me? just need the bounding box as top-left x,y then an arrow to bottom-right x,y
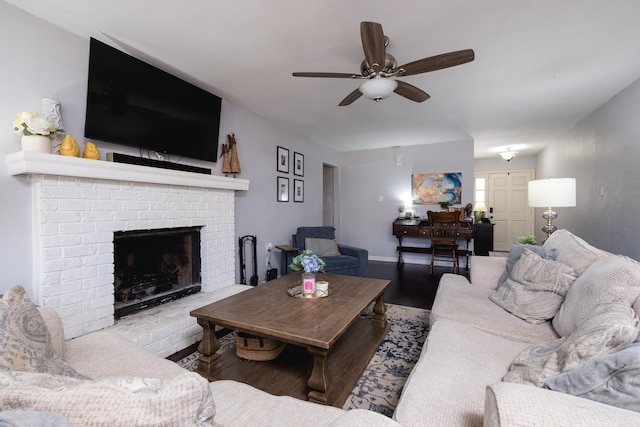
305,238 -> 341,257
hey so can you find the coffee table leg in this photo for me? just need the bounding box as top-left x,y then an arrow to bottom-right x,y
195,319 -> 221,380
372,295 -> 387,328
307,346 -> 330,404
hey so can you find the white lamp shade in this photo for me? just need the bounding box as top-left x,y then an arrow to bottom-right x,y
359,77 -> 398,101
473,202 -> 487,212
528,178 -> 576,207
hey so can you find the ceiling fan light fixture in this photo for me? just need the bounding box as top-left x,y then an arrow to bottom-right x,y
359,77 -> 398,102
499,149 -> 518,162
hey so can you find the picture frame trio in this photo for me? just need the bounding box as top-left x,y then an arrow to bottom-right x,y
276,146 -> 304,202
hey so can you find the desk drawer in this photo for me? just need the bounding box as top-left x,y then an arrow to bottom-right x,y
393,225 -> 419,237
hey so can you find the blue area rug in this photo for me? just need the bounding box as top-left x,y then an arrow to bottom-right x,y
177,303 -> 430,417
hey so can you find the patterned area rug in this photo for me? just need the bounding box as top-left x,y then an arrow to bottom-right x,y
177,304 -> 430,417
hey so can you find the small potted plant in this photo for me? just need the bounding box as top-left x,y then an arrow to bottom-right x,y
516,234 -> 539,245
289,250 -> 326,296
13,111 -> 63,153
438,201 -> 452,211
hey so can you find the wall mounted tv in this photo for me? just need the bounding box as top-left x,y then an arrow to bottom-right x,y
84,38 -> 222,163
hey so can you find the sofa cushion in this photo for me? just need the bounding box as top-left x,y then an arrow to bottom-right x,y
503,300 -> 640,387
490,249 -> 577,324
496,243 -> 549,289
393,320 -> 530,426
0,286 -> 81,377
0,370 -> 215,427
305,237 -> 341,257
545,342 -> 640,412
542,229 -> 608,276
553,255 -> 640,337
431,273 -> 559,343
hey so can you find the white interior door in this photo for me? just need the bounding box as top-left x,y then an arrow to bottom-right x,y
488,170 -> 534,251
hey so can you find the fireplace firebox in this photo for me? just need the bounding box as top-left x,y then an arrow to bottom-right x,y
114,226 -> 202,319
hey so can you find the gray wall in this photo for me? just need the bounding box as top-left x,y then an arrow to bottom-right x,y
536,78 -> 640,260
0,2 -> 338,295
340,141 -> 475,264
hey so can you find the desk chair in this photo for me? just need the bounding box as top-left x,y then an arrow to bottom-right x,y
427,211 -> 460,274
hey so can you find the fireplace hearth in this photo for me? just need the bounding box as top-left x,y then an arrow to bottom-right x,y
114,226 -> 202,319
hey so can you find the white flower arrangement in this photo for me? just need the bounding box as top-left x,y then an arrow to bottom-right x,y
13,111 -> 62,137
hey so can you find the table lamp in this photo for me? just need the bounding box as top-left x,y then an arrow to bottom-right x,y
528,178 -> 576,238
473,202 -> 487,223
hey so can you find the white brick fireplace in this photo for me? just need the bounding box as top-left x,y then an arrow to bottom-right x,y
6,151 -> 249,344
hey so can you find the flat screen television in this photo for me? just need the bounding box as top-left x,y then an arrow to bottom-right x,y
84,38 -> 222,163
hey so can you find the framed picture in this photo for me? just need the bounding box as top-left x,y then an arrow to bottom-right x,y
277,176 -> 289,202
277,146 -> 289,173
294,179 -> 304,202
411,172 -> 462,204
293,152 -> 304,176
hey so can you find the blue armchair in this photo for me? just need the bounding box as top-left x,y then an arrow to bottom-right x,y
289,226 -> 368,277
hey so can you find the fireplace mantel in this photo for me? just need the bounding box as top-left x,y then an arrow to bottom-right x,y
6,151 -> 249,191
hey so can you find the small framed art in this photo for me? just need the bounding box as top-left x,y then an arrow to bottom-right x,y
294,152 -> 304,176
277,177 -> 289,202
277,146 -> 289,173
294,179 -> 304,202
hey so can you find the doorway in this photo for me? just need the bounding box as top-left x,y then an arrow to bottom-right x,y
476,169 -> 535,251
323,164 -> 338,227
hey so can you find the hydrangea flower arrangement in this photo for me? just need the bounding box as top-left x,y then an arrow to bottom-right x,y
289,249 -> 326,273
13,112 -> 62,137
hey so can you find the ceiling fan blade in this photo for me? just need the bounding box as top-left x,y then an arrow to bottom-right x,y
393,49 -> 475,76
338,88 -> 363,106
292,72 -> 358,78
360,21 -> 386,72
394,80 -> 430,103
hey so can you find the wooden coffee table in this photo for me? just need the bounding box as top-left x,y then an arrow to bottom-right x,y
190,272 -> 390,406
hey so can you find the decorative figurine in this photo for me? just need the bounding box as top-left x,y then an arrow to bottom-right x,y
41,98 -> 63,154
220,142 -> 231,176
60,135 -> 80,157
82,142 -> 100,160
228,133 -> 241,176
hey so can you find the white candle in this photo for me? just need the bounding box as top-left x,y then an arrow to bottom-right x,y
315,281 -> 329,297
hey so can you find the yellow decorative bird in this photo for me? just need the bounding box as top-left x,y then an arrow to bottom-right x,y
60,135 -> 80,157
82,142 -> 100,160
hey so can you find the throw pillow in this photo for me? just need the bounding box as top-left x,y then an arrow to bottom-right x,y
490,249 -> 577,323
542,229 -> 607,276
496,243 -> 549,289
545,343 -> 640,412
0,371 -> 216,427
305,237 -> 341,257
503,300 -> 640,387
0,286 -> 82,377
553,255 -> 640,337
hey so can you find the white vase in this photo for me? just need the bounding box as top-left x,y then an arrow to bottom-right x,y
21,135 -> 52,153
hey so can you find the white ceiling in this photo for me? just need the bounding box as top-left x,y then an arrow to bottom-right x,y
8,0 -> 640,158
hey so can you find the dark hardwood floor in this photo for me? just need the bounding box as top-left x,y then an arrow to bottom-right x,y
367,260 -> 468,310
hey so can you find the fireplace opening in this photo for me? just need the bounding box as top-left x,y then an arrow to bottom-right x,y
113,226 -> 202,319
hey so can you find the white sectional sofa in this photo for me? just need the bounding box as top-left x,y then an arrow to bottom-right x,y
3,229 -> 640,426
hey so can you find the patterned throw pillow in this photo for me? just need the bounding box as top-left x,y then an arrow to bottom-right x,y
0,286 -> 81,377
496,243 -> 549,290
305,237 -> 341,257
490,249 -> 577,323
503,300 -> 640,387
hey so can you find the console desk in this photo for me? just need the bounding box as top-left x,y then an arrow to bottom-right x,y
392,219 -> 474,269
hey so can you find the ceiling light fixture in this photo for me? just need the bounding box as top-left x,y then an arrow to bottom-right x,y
359,76 -> 398,102
499,148 -> 518,162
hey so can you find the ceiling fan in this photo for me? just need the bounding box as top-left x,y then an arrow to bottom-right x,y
292,21 -> 475,106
